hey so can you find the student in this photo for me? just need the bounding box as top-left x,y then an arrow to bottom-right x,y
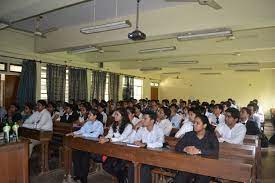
21,102 -> 33,122
98,103 -> 107,125
3,103 -> 22,123
175,115 -> 219,183
150,100 -> 159,113
215,108 -> 246,144
175,107 -> 200,138
74,104 -> 89,126
99,108 -> 133,183
247,103 -> 261,129
60,103 -> 79,123
208,104 -> 225,126
128,110 -> 164,183
169,104 -> 182,129
66,109 -> 103,183
47,102 -> 60,122
134,104 -> 143,120
22,100 -> 53,157
240,107 -> 260,135
156,107 -> 173,136
127,107 -> 140,126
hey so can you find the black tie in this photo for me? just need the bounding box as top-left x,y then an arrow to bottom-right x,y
216,117 -> 219,124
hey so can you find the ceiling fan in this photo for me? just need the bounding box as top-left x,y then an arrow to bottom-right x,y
33,16 -> 58,38
166,0 -> 222,10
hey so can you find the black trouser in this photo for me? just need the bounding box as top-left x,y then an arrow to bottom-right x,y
72,150 -> 90,183
128,164 -> 153,183
102,157 -> 128,183
175,171 -> 211,183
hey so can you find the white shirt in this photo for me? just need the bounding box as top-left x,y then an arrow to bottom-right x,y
105,123 -> 133,142
137,113 -> 143,120
131,124 -> 164,148
175,120 -> 193,138
205,111 -> 212,118
170,113 -> 182,129
156,118 -> 173,136
252,114 -> 261,129
208,114 -> 225,126
101,111 -> 107,124
131,117 -> 140,126
215,123 -> 246,144
23,109 -> 53,131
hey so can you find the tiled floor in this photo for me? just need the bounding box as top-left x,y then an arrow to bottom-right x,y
31,121 -> 275,183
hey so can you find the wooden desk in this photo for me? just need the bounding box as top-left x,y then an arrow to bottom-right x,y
53,122 -> 74,136
63,136 -> 253,183
0,139 -> 29,183
19,127 -> 52,174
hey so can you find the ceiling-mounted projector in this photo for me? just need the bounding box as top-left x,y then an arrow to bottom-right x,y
128,0 -> 146,41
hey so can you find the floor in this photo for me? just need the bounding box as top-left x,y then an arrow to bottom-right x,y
30,121 -> 275,183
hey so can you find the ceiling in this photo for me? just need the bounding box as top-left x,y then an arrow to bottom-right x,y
2,0 -> 275,76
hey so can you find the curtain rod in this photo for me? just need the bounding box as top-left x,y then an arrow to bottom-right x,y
0,54 -> 149,79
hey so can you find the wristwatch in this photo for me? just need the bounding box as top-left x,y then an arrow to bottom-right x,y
198,149 -> 202,154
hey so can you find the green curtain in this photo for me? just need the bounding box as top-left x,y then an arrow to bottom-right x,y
69,68 -> 87,101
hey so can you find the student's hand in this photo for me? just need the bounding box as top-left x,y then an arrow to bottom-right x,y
99,137 -> 109,144
134,141 -> 146,147
189,146 -> 201,155
215,130 -> 222,138
183,146 -> 192,153
66,132 -> 74,136
134,120 -> 144,131
73,134 -> 82,138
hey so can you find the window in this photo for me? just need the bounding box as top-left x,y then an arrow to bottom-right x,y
40,66 -> 47,100
134,78 -> 143,100
9,64 -> 22,72
0,63 -> 6,71
65,69 -> 69,102
104,73 -> 109,101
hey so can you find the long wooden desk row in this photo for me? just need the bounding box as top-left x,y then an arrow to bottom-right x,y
63,136 -> 254,183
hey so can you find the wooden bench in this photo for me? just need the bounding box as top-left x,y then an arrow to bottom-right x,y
19,127 -> 52,174
63,136 -> 253,183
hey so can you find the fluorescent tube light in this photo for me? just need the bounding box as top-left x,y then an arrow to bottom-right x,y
235,69 -> 260,72
68,46 -> 98,54
169,60 -> 199,65
177,28 -> 232,41
200,72 -> 222,75
228,62 -> 259,67
80,20 -> 131,34
140,67 -> 162,72
0,22 -> 9,29
188,67 -> 213,71
139,46 -> 176,54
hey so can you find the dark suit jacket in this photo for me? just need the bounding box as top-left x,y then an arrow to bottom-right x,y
245,120 -> 261,135
60,111 -> 79,123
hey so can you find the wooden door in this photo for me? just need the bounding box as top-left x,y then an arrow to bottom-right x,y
4,75 -> 20,108
151,87 -> 158,100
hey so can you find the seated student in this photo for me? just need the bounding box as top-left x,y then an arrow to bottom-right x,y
60,103 -> 79,123
215,108 -> 246,144
170,104 -> 182,129
22,100 -> 53,157
134,104 -> 143,120
21,102 -> 33,122
240,107 -> 260,135
175,115 -> 219,183
74,104 -> 89,127
247,103 -> 261,129
128,110 -> 164,183
99,108 -> 133,183
208,104 -> 225,126
66,109 -> 103,183
127,107 -> 140,126
47,102 -> 60,122
156,107 -> 173,136
3,103 -> 22,123
175,107 -> 200,138
98,103 -> 107,126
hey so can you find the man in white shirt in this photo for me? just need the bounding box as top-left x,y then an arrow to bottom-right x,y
169,104 -> 182,129
128,110 -> 164,183
175,107 -> 200,138
22,100 -> 53,157
247,103 -> 261,129
156,107 -> 172,136
208,104 -> 225,126
215,108 -> 246,144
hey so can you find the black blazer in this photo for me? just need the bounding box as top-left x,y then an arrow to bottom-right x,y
245,120 -> 261,135
60,111 -> 79,123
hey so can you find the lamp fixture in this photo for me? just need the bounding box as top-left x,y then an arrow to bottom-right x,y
188,67 -> 213,71
0,22 -> 9,30
68,45 -> 98,54
140,67 -> 162,71
139,46 -> 176,54
200,72 -> 222,75
177,28 -> 232,41
228,62 -> 259,67
80,20 -> 131,34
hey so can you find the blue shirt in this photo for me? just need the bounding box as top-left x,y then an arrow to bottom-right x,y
74,120 -> 103,138
170,113 -> 181,129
